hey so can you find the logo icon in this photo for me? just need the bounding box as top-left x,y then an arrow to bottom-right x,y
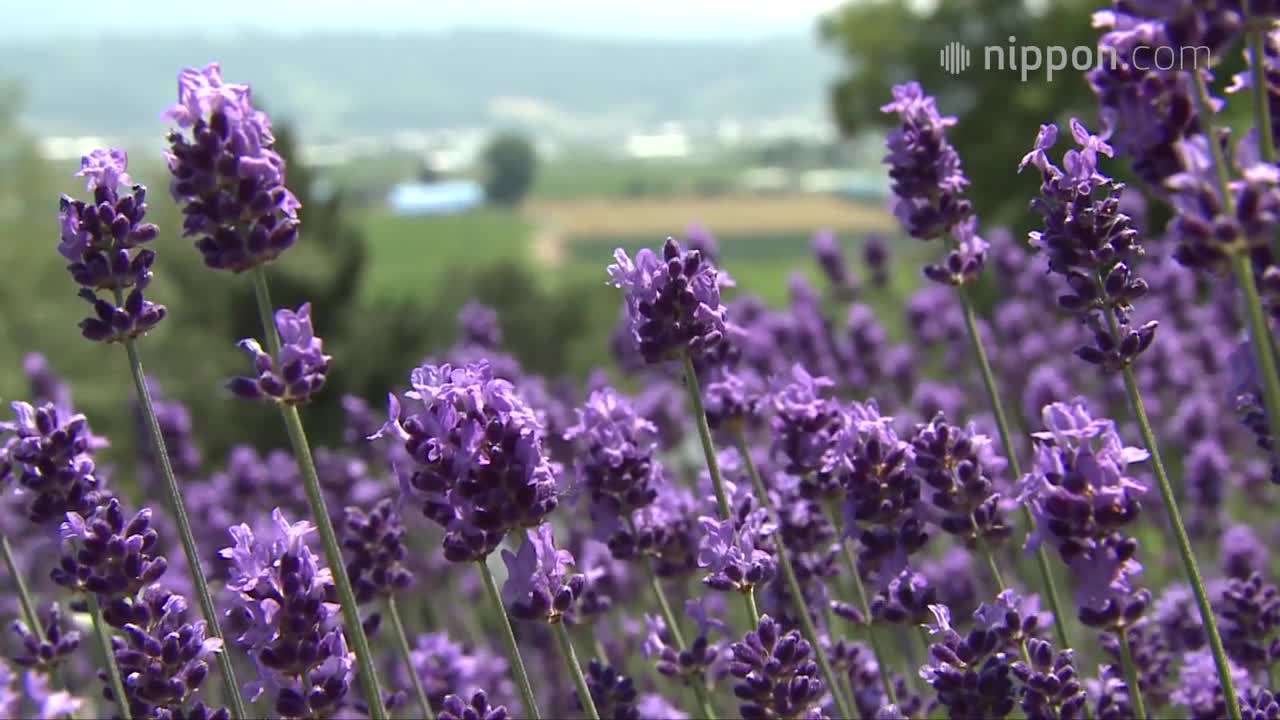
940,41 -> 971,74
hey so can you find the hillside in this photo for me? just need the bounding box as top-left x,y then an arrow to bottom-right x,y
1,28 -> 839,140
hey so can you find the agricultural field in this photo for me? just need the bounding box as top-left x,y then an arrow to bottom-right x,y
359,193 -> 908,306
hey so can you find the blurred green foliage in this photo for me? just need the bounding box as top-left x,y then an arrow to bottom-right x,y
820,0 -> 1101,226
482,132 -> 538,207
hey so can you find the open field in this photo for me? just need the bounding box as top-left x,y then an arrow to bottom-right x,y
525,193 -> 895,237
359,194 -> 914,307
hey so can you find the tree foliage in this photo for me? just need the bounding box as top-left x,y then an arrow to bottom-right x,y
482,132 -> 538,207
819,0 -> 1101,224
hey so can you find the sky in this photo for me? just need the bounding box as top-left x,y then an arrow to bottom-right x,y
7,0 -> 847,38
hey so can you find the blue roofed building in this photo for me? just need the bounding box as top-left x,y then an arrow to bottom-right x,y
388,180 -> 485,215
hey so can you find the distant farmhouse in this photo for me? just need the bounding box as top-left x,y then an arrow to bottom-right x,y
387,180 -> 485,216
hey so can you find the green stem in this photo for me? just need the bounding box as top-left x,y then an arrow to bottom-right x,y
627,518 -> 719,720
87,594 -> 132,720
388,595 -> 434,720
743,588 -> 760,625
1117,359 -> 1241,720
680,353 -> 731,519
734,429 -> 856,718
1117,627 -> 1148,720
249,267 -> 388,720
1250,29 -> 1278,164
1235,254 -> 1280,479
818,597 -> 858,705
838,543 -> 897,706
477,559 -> 541,720
2,536 -> 43,643
955,287 -> 1073,652
554,622 -> 599,720
681,354 -> 760,624
120,336 -> 247,720
1171,72 -> 1267,720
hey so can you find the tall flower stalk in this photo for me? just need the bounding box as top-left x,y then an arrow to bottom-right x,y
881,81 -> 1074,653
477,561 -> 540,719
1018,114 -> 1239,712
159,62 -> 387,718
248,269 -> 388,719
86,593 -> 132,720
734,428 -> 858,719
607,238 -> 853,716
53,147 -> 246,718
681,352 -> 759,624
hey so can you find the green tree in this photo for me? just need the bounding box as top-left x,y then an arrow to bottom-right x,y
482,132 -> 538,207
819,0 -> 1100,225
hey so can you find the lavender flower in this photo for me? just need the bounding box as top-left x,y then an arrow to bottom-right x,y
1011,637 -> 1087,720
609,482 -> 700,578
641,598 -> 726,685
703,369 -> 765,431
1151,583 -> 1206,653
135,379 -> 203,481
52,499 -> 168,598
0,400 -> 110,526
1166,133 -> 1280,272
1222,523 -> 1268,579
685,222 -> 720,263
1242,688 -> 1280,720
564,388 -> 663,518
1099,619 -> 1176,707
869,568 -> 936,624
406,632 -> 515,713
56,149 -> 166,343
378,361 -> 559,562
834,401 -> 928,585
1113,1 -> 1243,54
220,509 -> 353,716
1171,649 -> 1252,720
696,511 -> 776,594
109,584 -> 227,718
607,238 -> 732,363
228,303 -> 331,404
1216,572 -> 1280,671
813,229 -> 856,298
457,302 -> 503,350
910,414 -> 1011,545
768,364 -> 843,482
341,498 -> 413,603
9,604 -> 79,673
863,234 -> 891,287
922,216 -> 988,287
162,63 -> 300,271
920,603 -> 1017,719
501,524 -> 585,623
1020,119 -> 1155,371
1088,10 -> 1202,186
23,670 -> 84,719
1019,400 -> 1151,626
727,615 -> 826,720
439,690 -> 509,720
576,660 -> 638,720
881,82 -> 972,240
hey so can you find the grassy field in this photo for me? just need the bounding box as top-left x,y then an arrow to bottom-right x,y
359,194 -> 915,308
359,208 -> 534,302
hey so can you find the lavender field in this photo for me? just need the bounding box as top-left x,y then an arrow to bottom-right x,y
5,2 -> 1280,720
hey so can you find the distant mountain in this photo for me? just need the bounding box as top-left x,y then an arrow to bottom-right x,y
1,28 -> 839,141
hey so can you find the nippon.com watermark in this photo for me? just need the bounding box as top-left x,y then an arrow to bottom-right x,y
939,36 -> 1211,81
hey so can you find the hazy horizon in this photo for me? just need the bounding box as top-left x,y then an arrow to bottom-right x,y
5,0 -> 845,39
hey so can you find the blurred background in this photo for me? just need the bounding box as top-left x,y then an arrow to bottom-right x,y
0,0 -> 1109,463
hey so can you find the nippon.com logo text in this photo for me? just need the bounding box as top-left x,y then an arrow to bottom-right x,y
939,36 -> 1211,81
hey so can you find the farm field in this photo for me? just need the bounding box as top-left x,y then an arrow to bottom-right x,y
359,193 -> 906,306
